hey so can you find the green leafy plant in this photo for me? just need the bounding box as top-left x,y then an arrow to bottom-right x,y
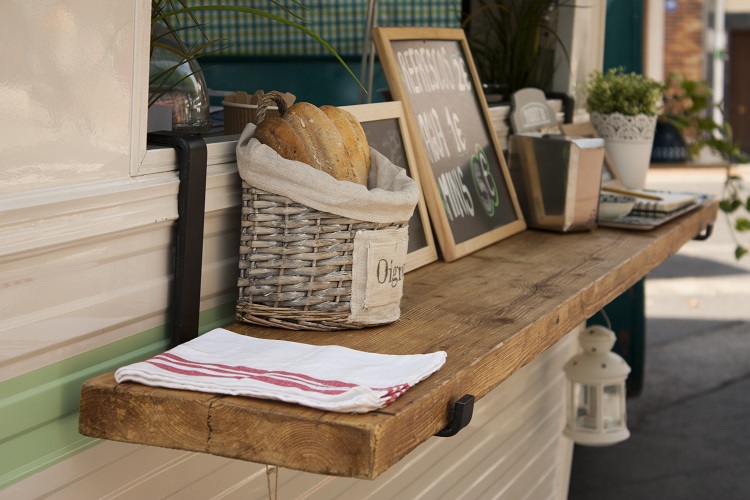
720,173 -> 750,260
583,67 -> 663,116
661,72 -> 748,163
660,72 -> 750,259
149,0 -> 362,108
462,0 -> 570,96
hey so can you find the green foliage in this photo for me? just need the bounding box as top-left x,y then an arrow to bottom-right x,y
662,72 -> 749,164
663,73 -> 750,260
463,0 -> 570,95
583,67 -> 663,116
720,171 -> 750,260
149,0 -> 362,108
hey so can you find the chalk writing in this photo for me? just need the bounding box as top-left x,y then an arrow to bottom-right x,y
417,108 -> 451,162
438,167 -> 474,221
470,145 -> 499,217
396,46 -> 472,96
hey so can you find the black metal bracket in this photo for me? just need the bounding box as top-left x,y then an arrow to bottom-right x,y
694,223 -> 714,241
147,132 -> 208,348
435,394 -> 475,437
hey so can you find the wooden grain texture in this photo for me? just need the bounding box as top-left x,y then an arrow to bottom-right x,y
78,201 -> 717,479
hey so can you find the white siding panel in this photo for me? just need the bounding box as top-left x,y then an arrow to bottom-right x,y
4,328 -> 579,500
0,170 -> 241,382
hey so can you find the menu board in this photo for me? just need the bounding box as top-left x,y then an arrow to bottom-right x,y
342,101 -> 438,272
372,27 -> 526,261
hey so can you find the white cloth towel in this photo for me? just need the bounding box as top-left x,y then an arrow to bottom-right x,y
236,123 -> 420,224
115,328 -> 446,413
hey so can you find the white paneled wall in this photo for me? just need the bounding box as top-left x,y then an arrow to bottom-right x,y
0,164 -> 241,382
3,327 -> 579,500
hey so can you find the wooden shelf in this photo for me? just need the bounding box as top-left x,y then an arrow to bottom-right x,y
79,201 -> 717,479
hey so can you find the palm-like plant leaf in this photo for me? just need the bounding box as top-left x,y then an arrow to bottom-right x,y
149,0 -> 364,107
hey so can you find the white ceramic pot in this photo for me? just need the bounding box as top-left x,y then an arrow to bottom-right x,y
590,112 -> 658,189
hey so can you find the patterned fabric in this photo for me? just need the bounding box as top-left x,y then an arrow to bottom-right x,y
175,0 -> 461,57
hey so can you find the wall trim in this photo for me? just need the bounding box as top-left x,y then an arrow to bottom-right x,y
0,156 -> 239,263
0,303 -> 235,489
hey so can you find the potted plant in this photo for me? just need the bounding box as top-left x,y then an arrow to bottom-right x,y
149,0 -> 361,131
583,67 -> 663,189
462,0 -> 570,104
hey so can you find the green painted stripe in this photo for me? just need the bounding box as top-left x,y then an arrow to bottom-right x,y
0,302 -> 236,488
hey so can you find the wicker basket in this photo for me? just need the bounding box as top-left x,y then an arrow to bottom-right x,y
237,185 -> 408,330
235,92 -> 417,331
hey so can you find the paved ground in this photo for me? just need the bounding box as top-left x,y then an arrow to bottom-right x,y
568,166 -> 750,500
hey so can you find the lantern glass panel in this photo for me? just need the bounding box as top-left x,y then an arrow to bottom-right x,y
602,383 -> 625,430
572,382 -> 599,430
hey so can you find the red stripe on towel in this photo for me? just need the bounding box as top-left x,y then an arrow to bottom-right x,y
145,360 -> 351,396
143,354 -> 414,403
158,352 -> 359,389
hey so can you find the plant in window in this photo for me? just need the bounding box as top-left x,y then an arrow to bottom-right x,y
462,0 -> 570,99
149,0 -> 361,130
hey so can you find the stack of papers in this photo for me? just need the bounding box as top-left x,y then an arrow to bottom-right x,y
598,188 -> 710,230
627,190 -> 700,215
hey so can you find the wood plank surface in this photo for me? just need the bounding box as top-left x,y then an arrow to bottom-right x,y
79,201 -> 718,479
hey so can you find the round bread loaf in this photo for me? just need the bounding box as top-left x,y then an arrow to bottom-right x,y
254,95 -> 371,185
321,105 -> 371,185
284,103 -> 353,181
253,117 -> 315,168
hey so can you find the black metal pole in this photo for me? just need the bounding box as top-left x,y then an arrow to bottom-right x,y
147,132 -> 208,348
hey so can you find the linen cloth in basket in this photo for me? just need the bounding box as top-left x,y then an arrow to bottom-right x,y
235,123 -> 420,331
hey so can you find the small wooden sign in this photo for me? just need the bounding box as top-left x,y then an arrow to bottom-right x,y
372,27 -> 526,261
510,88 -> 558,134
341,101 -> 438,272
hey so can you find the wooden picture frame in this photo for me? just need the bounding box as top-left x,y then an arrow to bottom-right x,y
341,101 -> 438,272
372,27 -> 526,262
560,122 -> 623,187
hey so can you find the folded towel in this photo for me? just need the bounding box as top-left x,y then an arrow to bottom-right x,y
115,328 -> 446,413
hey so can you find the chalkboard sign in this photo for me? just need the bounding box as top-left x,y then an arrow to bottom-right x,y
342,101 -> 438,272
372,27 -> 526,261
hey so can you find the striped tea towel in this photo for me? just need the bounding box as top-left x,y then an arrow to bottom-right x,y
114,328 -> 446,413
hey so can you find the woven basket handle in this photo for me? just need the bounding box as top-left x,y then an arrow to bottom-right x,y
254,91 -> 289,125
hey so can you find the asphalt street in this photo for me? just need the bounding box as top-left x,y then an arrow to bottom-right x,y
568,165 -> 750,500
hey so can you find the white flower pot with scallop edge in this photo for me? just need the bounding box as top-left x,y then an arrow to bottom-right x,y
590,112 -> 658,189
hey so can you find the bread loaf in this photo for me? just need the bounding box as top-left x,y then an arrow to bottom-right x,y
284,103 -> 353,181
253,117 -> 315,168
254,96 -> 371,185
321,105 -> 371,185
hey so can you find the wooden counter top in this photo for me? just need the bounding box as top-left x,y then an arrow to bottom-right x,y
79,201 -> 717,479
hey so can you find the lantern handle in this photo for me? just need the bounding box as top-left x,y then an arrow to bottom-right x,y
435,394 -> 475,437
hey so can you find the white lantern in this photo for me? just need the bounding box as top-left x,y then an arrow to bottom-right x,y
563,325 -> 631,446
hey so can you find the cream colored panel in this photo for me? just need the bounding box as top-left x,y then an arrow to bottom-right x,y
4,328 -> 579,500
0,166 -> 242,381
0,1 -> 150,194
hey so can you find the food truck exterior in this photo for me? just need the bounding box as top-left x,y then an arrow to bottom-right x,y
1,2 -> 620,497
